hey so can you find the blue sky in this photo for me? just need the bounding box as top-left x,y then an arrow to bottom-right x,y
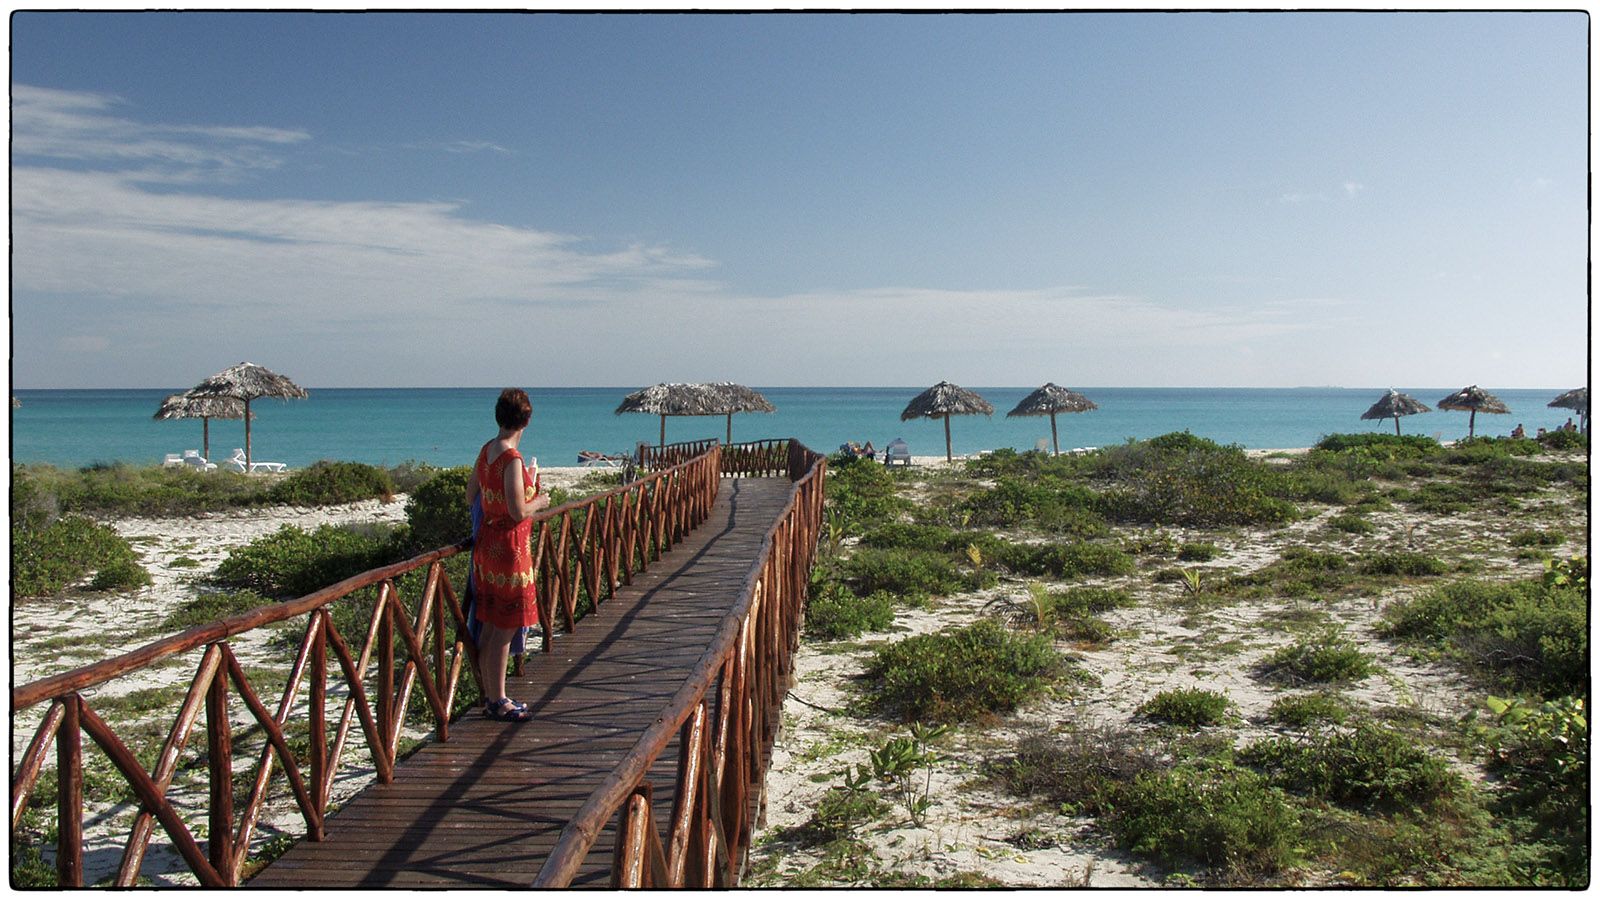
9,11 -> 1589,389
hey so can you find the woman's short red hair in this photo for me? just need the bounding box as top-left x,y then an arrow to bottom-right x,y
495,388 -> 532,430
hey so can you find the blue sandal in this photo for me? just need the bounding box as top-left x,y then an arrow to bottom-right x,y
485,698 -> 532,722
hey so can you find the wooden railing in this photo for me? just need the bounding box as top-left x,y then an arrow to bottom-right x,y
10,445 -> 725,887
533,438 -> 827,888
641,438 -> 793,480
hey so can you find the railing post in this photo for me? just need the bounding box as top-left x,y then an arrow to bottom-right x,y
206,653 -> 235,883
57,694 -> 83,887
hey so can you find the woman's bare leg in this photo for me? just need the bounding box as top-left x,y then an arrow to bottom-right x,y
480,622 -> 515,701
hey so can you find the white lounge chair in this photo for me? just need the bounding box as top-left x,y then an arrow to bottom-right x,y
181,450 -> 216,472
883,438 -> 912,467
223,448 -> 287,474
163,453 -> 185,468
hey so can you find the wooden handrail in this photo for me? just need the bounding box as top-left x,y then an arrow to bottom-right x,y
11,444 -> 726,887
533,439 -> 827,887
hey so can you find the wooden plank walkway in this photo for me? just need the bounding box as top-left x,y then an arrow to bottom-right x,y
251,477 -> 793,888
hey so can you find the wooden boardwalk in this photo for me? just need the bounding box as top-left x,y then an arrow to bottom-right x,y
251,477 -> 793,888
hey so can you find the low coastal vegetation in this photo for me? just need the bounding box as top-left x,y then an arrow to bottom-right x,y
752,431 -> 1588,888
9,431 -> 1589,887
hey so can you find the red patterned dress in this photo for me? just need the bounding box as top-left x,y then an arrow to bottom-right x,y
472,446 -> 539,629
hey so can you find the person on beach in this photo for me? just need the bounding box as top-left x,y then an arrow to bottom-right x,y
1561,418 -> 1577,433
1511,423 -> 1525,440
467,388 -> 549,722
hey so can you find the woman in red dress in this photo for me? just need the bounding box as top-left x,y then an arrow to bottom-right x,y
467,388 -> 549,721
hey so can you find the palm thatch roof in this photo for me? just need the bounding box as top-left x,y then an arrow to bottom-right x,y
153,392 -> 250,422
900,382 -> 993,421
1437,385 -> 1509,439
1360,389 -> 1430,421
1548,387 -> 1588,413
1436,385 -> 1509,415
615,383 -> 721,417
616,382 -> 775,446
188,362 -> 309,403
702,382 -> 775,415
1006,383 -> 1097,418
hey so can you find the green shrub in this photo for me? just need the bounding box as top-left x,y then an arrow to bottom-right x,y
270,460 -> 395,506
405,466 -> 472,550
857,522 -> 958,553
1111,765 -> 1304,877
216,523 -> 403,598
1509,529 -> 1565,548
1484,695 -> 1588,885
386,460 -> 441,494
1260,632 -> 1374,685
1240,723 -> 1463,812
987,726 -> 1163,817
1177,542 -> 1222,562
13,515 -> 147,597
958,478 -> 1108,535
802,784 -> 887,844
805,582 -> 896,640
1327,512 -> 1376,535
826,456 -> 908,536
13,462 -> 268,517
1382,572 -> 1586,696
1093,434 -> 1300,528
163,590 -> 274,630
1358,551 -> 1448,577
841,547 -> 988,600
1535,429 -> 1587,451
998,541 -> 1135,579
1314,432 -> 1439,459
1138,688 -> 1232,727
1266,692 -> 1351,728
88,558 -> 153,592
864,620 -> 1060,722
1222,548 -> 1352,598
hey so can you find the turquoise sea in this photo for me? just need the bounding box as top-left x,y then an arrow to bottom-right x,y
8,387 -> 1583,471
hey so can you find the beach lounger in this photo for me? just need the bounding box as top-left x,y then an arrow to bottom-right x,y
222,448 -> 287,474
578,450 -> 627,468
883,438 -> 912,467
181,450 -> 217,472
163,453 -> 185,468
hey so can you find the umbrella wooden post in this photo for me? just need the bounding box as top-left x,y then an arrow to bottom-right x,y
943,414 -> 952,463
725,414 -> 732,446
1394,417 -> 1401,437
659,415 -> 666,449
203,418 -> 211,460
244,400 -> 253,469
1468,409 -> 1476,439
1050,413 -> 1060,456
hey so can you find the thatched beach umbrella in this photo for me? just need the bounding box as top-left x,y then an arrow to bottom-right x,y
616,383 -> 720,448
1548,387 -> 1588,434
153,392 -> 250,460
1360,389 -> 1431,437
1437,385 -> 1509,439
702,382 -> 775,444
1006,383 -> 1097,456
901,381 -> 994,463
187,362 -> 309,469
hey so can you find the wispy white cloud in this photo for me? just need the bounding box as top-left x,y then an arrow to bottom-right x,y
1342,181 -> 1365,198
12,84 -> 308,177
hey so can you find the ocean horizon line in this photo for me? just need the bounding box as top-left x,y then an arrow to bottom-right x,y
10,383 -> 1582,393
